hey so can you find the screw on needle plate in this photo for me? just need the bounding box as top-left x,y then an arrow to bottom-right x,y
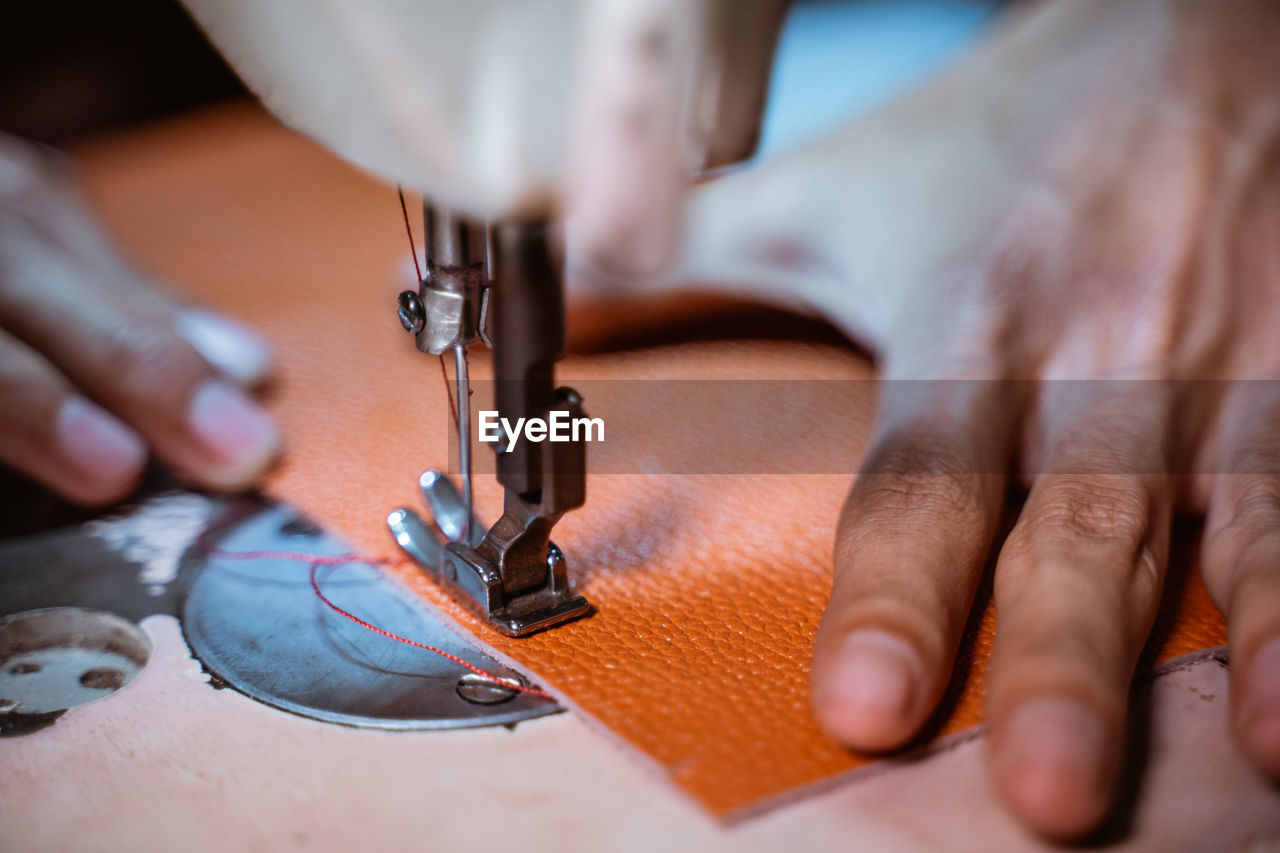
456,673 -> 522,705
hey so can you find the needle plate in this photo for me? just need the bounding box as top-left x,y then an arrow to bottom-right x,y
181,498 -> 559,729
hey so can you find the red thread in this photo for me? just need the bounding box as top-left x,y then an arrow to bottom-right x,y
397,186 -> 459,428
397,185 -> 423,283
307,563 -> 551,699
197,530 -> 551,699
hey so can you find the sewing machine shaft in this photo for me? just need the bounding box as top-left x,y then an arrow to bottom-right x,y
390,203 -> 591,636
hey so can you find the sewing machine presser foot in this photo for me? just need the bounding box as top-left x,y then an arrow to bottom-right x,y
387,471 -> 590,637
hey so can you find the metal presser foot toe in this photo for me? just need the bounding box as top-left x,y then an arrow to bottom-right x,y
387,470 -> 591,638
389,471 -> 485,566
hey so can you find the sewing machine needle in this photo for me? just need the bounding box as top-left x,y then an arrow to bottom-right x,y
453,343 -> 473,545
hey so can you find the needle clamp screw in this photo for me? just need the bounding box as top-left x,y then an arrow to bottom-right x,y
397,291 -> 426,335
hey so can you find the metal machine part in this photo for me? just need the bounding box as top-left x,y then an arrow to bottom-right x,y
0,488 -> 560,732
399,204 -> 491,355
0,608 -> 150,718
393,213 -> 591,637
182,498 -> 559,729
388,470 -> 589,637
396,205 -> 490,545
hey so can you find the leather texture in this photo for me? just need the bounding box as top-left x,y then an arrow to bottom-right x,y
74,105 -> 1228,818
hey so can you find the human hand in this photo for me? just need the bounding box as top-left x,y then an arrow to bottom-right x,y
656,0 -> 1280,838
0,134 -> 278,504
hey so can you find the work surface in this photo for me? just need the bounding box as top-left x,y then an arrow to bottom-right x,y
1,612 -> 1274,852
2,104 -> 1279,851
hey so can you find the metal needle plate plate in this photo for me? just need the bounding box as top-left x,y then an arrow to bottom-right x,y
181,499 -> 559,729
0,484 -> 556,731
180,499 -> 555,732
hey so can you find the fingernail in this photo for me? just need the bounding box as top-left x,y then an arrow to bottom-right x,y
825,630 -> 919,724
999,698 -> 1107,815
188,379 -> 278,472
177,308 -> 272,387
1241,638 -> 1280,763
56,397 -> 145,487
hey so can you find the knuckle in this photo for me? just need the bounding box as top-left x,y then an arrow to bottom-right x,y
0,329 -> 61,409
91,319 -> 201,401
1023,477 -> 1151,548
1206,478 -> 1280,580
854,440 -> 988,525
1232,478 -> 1280,524
864,433 -> 979,479
1224,423 -> 1280,478
1046,408 -> 1165,473
856,473 -> 985,523
1001,478 -> 1166,632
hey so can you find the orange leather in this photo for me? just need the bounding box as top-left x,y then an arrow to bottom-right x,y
74,104 -> 1227,818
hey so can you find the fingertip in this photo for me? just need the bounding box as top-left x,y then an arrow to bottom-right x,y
1237,637 -> 1280,776
991,697 -> 1113,839
185,379 -> 281,490
812,629 -> 923,751
55,396 -> 147,504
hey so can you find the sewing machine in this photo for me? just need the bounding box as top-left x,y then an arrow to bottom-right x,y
0,0 -> 787,734
179,0 -> 788,638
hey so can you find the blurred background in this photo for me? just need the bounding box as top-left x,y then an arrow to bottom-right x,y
1,0 -> 1001,155
1,0 -> 242,143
